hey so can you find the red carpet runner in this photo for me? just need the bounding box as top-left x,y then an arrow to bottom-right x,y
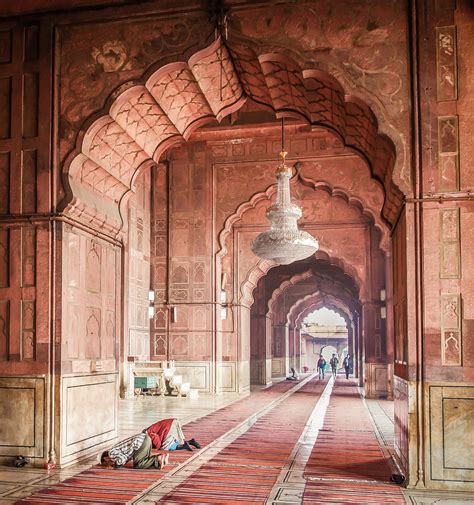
15,379 -> 304,504
303,379 -> 405,504
158,376 -> 328,504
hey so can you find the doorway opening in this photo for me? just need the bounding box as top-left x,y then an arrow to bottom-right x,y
301,307 -> 348,374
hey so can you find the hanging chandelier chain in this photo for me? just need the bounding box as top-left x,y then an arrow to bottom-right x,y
280,117 -> 287,163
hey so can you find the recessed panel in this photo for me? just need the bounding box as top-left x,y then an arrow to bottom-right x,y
0,388 -> 35,446
0,30 -> 12,63
66,380 -> 116,446
0,152 -> 10,214
0,78 -> 11,139
443,398 -> 474,470
22,73 -> 39,138
21,150 -> 37,213
0,229 -> 9,288
23,25 -> 39,62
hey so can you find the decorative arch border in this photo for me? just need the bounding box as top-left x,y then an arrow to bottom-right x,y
266,268 -> 358,323
267,270 -> 314,317
61,36 -> 403,234
239,250 -> 361,309
287,291 -> 357,328
293,298 -> 354,330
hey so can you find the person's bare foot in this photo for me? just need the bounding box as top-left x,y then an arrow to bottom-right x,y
157,453 -> 169,469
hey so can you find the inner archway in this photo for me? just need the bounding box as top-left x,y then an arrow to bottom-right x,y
301,307 -> 348,373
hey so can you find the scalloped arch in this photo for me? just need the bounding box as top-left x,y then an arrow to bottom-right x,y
62,36 -> 403,234
287,291 -> 356,327
294,299 -> 354,329
240,251 -> 361,309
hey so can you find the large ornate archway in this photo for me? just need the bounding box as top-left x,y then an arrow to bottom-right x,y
61,36 -> 404,235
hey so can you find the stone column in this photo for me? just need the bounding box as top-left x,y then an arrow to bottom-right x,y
272,324 -> 288,378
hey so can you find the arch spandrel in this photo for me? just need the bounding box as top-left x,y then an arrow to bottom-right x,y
62,36 -> 403,234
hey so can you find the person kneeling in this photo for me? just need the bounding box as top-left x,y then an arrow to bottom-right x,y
100,432 -> 169,469
286,367 -> 299,381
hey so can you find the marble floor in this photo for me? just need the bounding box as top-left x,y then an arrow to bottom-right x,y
0,377 -> 473,504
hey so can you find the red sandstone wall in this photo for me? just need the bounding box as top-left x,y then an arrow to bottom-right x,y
125,169 -> 151,362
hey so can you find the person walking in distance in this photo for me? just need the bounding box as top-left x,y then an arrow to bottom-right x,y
330,353 -> 339,379
343,354 -> 353,379
316,355 -> 326,379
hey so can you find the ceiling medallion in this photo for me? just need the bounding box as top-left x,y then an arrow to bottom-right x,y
251,119 -> 319,265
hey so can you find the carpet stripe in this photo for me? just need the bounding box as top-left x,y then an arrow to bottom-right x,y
302,379 -> 405,504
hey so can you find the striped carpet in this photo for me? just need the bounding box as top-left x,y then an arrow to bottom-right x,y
303,379 -> 405,504
158,376 -> 328,504
15,379 -> 301,504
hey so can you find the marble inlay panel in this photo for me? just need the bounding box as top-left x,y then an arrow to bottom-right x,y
429,384 -> 474,485
0,377 -> 44,458
436,27 -> 458,102
0,388 -> 34,447
443,398 -> 474,469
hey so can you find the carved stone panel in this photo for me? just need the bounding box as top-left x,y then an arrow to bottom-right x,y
171,334 -> 188,357
21,301 -> 35,360
442,330 -> 461,366
192,333 -> 209,359
441,294 -> 462,366
438,116 -> 459,192
21,227 -> 36,288
86,240 -> 101,293
153,333 -> 166,357
85,307 -> 101,359
436,26 -> 457,102
440,209 -> 461,279
104,311 -> 115,358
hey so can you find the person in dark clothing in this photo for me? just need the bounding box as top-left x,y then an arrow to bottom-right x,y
330,353 -> 339,378
286,367 -> 299,380
317,355 -> 326,379
343,354 -> 353,379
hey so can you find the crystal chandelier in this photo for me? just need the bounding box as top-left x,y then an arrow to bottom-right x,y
251,119 -> 319,265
